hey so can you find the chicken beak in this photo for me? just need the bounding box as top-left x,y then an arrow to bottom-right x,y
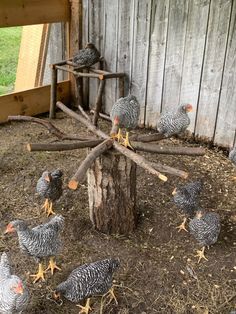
15,282 -> 24,295
53,291 -> 60,300
45,173 -> 52,182
4,224 -> 15,234
187,105 -> 193,112
172,188 -> 177,196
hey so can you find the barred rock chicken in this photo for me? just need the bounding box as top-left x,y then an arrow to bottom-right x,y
0,252 -> 29,313
73,43 -> 100,67
172,180 -> 202,232
54,258 -> 120,314
36,169 -> 63,216
4,215 -> 64,283
189,209 -> 220,263
229,146 -> 236,166
157,104 -> 192,137
110,95 -> 140,149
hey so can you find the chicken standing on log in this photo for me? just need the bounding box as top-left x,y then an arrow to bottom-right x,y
157,104 -> 192,137
110,95 -> 140,149
4,215 -> 64,283
53,258 -> 120,314
36,169 -> 63,216
73,43 -> 100,67
0,252 -> 29,313
189,208 -> 220,263
172,180 -> 202,232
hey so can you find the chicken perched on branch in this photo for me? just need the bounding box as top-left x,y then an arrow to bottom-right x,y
172,180 -> 202,232
4,215 -> 64,283
189,208 -> 220,263
73,43 -> 100,67
110,95 -> 140,149
157,104 -> 192,137
0,252 -> 29,313
53,258 -> 120,314
36,169 -> 63,216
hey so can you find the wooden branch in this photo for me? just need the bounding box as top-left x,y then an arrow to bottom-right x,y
8,115 -> 91,141
68,138 -> 114,190
78,105 -> 91,121
56,101 -> 167,181
27,140 -> 103,152
90,110 -> 111,121
93,80 -> 105,126
150,162 -> 188,179
129,133 -> 167,142
132,142 -> 205,156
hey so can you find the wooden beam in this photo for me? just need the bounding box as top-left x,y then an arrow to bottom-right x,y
0,80 -> 70,123
0,0 -> 70,27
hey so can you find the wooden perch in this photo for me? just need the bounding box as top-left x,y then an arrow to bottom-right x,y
7,115 -> 91,141
133,142 -> 205,156
129,133 -> 167,142
78,105 -> 91,121
150,162 -> 188,179
90,110 -> 111,121
27,140 -> 103,152
93,80 -> 105,126
56,101 -> 167,181
68,138 -> 114,190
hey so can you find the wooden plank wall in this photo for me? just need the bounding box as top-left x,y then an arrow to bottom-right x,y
82,0 -> 236,148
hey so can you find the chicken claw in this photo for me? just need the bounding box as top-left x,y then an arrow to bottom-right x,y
30,263 -> 45,283
76,298 -> 91,314
195,247 -> 208,263
46,257 -> 61,275
176,218 -> 188,233
122,132 -> 133,150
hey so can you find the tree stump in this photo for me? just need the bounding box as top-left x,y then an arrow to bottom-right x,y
87,149 -> 137,235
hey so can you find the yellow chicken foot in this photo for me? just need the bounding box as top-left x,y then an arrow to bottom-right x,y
176,217 -> 188,233
111,128 -> 124,144
102,286 -> 118,306
122,131 -> 133,150
41,199 -> 49,214
195,247 -> 208,263
46,257 -> 61,275
46,201 -> 56,217
30,263 -> 45,283
76,298 -> 92,314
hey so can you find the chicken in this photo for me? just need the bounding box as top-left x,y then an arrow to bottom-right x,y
53,258 -> 120,314
0,252 -> 29,313
172,180 -> 202,232
36,169 -> 63,216
229,146 -> 236,165
4,215 -> 64,283
73,43 -> 100,67
110,95 -> 140,149
157,104 -> 192,137
189,209 -> 220,263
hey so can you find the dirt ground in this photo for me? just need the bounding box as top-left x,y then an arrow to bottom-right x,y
0,112 -> 235,314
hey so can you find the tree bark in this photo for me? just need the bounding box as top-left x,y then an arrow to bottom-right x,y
87,150 -> 137,235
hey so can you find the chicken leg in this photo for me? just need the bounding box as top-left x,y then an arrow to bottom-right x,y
111,128 -> 123,144
176,217 -> 188,233
46,257 -> 61,275
41,199 -> 55,217
76,298 -> 91,314
122,131 -> 133,150
30,263 -> 45,283
195,247 -> 208,263
101,286 -> 118,308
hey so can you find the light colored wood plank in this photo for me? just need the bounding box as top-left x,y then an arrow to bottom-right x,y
162,0 -> 188,112
130,0 -> 152,125
116,0 -> 134,97
15,24 -> 49,91
102,0 -> 119,115
214,1 -> 236,147
145,0 -> 169,128
195,0 -> 232,140
0,0 -> 70,27
179,0 -> 210,133
0,80 -> 70,123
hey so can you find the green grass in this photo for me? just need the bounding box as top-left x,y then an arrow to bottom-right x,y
0,27 -> 22,94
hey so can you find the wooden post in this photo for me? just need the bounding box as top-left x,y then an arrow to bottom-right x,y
49,66 -> 58,119
87,150 -> 137,235
119,76 -> 125,98
93,80 -> 105,126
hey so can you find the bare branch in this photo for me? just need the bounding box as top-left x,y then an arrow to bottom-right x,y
90,110 -> 111,122
78,105 -> 91,121
8,115 -> 91,141
129,133 -> 167,142
150,162 -> 188,179
68,138 -> 114,190
27,140 -> 103,152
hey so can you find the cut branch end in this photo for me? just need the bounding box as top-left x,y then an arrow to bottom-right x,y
26,143 -> 32,152
159,174 -> 168,182
68,180 -> 79,190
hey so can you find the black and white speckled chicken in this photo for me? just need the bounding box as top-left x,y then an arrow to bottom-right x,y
229,146 -> 236,166
73,43 -> 100,67
189,208 -> 220,263
36,169 -> 63,216
0,252 -> 29,313
4,215 -> 64,283
54,258 -> 120,314
110,95 -> 140,149
172,180 -> 202,232
157,104 -> 192,137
